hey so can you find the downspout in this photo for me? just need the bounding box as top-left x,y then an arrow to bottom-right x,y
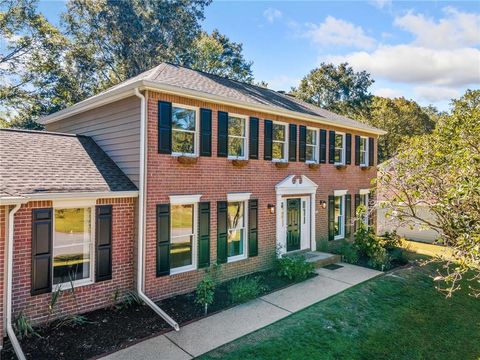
6,203 -> 27,360
134,88 -> 180,331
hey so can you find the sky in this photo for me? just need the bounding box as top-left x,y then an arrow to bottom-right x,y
38,0 -> 480,111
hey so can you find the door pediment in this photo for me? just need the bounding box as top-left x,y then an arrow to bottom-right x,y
275,175 -> 318,195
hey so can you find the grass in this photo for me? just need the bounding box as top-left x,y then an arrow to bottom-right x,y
200,261 -> 480,360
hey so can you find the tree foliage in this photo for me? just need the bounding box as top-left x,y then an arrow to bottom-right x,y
377,89 -> 480,297
292,62 -> 374,117
361,96 -> 437,162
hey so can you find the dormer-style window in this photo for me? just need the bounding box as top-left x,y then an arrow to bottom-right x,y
172,105 -> 198,156
228,114 -> 247,159
272,122 -> 287,161
334,132 -> 346,165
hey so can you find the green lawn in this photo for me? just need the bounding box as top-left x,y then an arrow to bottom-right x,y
200,262 -> 480,360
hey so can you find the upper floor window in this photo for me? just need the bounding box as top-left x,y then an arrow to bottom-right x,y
359,136 -> 369,166
334,133 -> 345,165
272,122 -> 287,161
172,105 -> 198,156
228,115 -> 247,159
306,128 -> 318,163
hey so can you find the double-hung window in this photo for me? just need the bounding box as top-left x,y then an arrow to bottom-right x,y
359,190 -> 369,224
272,122 -> 287,161
359,136 -> 369,166
170,202 -> 197,273
334,194 -> 345,240
228,114 -> 247,159
53,207 -> 94,287
334,133 -> 345,165
227,201 -> 247,261
172,105 -> 198,156
306,128 -> 318,163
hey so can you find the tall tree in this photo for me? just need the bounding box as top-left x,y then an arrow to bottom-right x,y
362,96 -> 436,162
377,89 -> 480,297
292,62 -> 374,117
189,29 -> 253,83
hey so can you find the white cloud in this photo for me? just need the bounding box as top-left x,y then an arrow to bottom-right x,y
326,45 -> 480,87
304,16 -> 376,50
374,87 -> 403,98
414,86 -> 460,103
369,0 -> 392,9
266,75 -> 301,91
263,8 -> 282,24
394,7 -> 480,49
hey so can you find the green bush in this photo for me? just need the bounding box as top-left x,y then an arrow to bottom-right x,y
228,276 -> 264,304
195,274 -> 216,315
276,256 -> 315,282
368,247 -> 391,270
389,247 -> 410,265
382,230 -> 402,250
338,242 -> 359,264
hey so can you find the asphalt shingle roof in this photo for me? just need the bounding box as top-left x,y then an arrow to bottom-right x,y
0,129 -> 137,197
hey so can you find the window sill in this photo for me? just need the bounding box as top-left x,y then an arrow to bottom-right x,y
175,155 -> 198,165
227,254 -> 248,263
54,278 -> 94,291
170,265 -> 196,275
334,236 -> 345,241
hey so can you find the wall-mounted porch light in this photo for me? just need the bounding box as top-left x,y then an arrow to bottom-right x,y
319,200 -> 327,209
267,204 -> 275,214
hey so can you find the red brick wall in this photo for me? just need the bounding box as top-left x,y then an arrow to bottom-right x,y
1,206 -> 6,346
144,90 -> 377,300
11,198 -> 136,325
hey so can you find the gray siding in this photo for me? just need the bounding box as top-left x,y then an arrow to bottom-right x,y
46,96 -> 141,186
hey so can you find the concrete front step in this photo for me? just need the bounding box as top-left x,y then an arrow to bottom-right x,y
304,251 -> 342,268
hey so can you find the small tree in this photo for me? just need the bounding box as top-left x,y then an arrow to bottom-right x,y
195,273 -> 216,315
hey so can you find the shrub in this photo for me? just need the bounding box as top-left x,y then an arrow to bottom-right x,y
122,290 -> 143,308
276,256 -> 315,282
14,312 -> 38,339
195,274 -> 216,315
355,212 -> 391,270
339,242 -> 359,264
228,276 -> 264,304
368,247 -> 391,270
389,247 -> 410,265
382,230 -> 402,250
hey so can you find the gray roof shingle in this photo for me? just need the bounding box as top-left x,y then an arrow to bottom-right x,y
0,129 -> 137,197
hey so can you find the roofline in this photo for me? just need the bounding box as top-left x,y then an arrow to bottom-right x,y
0,190 -> 139,205
40,80 -> 387,136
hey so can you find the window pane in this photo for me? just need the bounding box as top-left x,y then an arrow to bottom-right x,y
172,130 -> 194,154
360,138 -> 366,152
272,142 -> 285,160
360,151 -> 366,165
273,124 -> 285,141
228,116 -> 245,137
306,129 -> 316,145
228,229 -> 244,257
228,137 -> 245,157
228,202 -> 244,230
172,107 -> 195,131
335,134 -> 343,148
171,235 -> 193,268
306,145 -> 315,161
171,205 -> 193,237
334,149 -> 342,163
334,196 -> 343,237
53,208 -> 91,285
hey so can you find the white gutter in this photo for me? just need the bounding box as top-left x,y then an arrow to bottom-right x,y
40,80 -> 386,136
6,203 -> 27,360
134,88 -> 180,331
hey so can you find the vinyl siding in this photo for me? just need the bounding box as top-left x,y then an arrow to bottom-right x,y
46,96 -> 141,186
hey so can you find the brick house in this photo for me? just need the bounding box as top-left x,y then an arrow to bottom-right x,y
1,63 -> 385,355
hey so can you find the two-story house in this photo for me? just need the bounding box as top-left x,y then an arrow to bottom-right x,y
0,63 -> 385,355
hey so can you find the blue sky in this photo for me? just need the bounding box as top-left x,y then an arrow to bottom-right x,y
38,0 -> 480,111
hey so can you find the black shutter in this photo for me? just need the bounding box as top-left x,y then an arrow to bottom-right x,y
369,137 -> 375,166
249,117 -> 259,159
198,202 -> 210,268
355,135 -> 361,166
156,204 -> 170,277
32,208 -> 52,295
158,101 -> 172,154
319,129 -> 327,163
217,201 -> 228,264
96,205 -> 112,282
288,124 -> 297,162
346,133 -> 352,165
299,125 -> 307,162
217,111 -> 228,157
264,120 -> 273,160
328,130 -> 335,164
328,196 -> 335,241
200,108 -> 212,156
345,194 -> 352,238
248,199 -> 258,257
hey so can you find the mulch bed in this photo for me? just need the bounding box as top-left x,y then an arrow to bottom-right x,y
1,270 -> 311,360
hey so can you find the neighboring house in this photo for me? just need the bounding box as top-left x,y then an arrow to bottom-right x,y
0,63 -> 385,353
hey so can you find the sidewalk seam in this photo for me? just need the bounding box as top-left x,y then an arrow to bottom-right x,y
258,298 -> 293,314
315,274 -> 355,286
164,334 -> 195,359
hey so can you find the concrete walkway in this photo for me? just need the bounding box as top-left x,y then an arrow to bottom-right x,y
102,263 -> 380,360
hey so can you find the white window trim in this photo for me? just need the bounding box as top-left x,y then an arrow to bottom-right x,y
169,194 -> 202,205
169,202 -> 199,275
171,103 -> 200,158
52,204 -> 95,290
271,121 -> 289,162
305,127 -> 319,164
227,192 -> 251,202
227,113 -> 249,160
359,136 -> 369,167
334,132 -> 346,165
227,200 -> 249,263
334,194 -> 346,240
359,189 -> 370,195
334,189 -> 348,196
